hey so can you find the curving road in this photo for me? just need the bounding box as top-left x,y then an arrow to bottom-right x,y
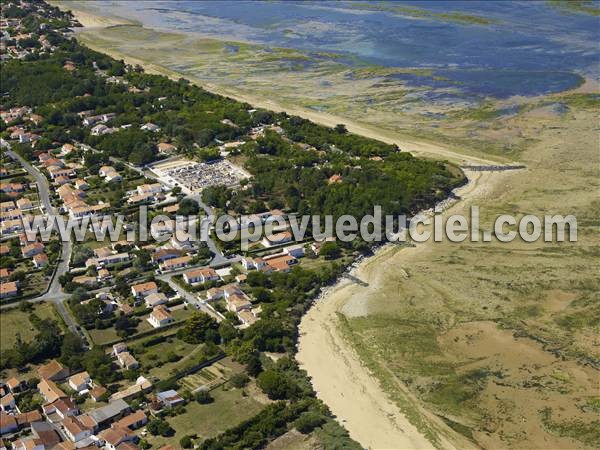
2,141 -> 234,340
3,145 -> 78,334
80,143 -> 230,266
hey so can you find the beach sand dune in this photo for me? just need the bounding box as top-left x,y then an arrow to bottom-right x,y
47,5 -> 516,448
297,171 -> 502,450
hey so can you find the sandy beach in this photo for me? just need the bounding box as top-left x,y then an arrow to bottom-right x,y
54,5 -> 511,449
296,170 -> 505,450
49,1 -> 135,28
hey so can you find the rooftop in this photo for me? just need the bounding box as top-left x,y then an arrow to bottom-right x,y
87,399 -> 129,425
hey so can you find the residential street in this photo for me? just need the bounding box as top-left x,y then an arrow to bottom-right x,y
4,145 -> 78,334
1,143 -> 237,340
157,273 -> 225,323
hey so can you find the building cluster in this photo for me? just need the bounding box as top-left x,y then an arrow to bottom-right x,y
0,182 -> 37,237
204,282 -> 260,327
0,236 -> 52,298
0,2 -> 76,62
0,356 -> 188,450
126,183 -> 164,206
129,281 -> 175,329
241,243 -> 305,274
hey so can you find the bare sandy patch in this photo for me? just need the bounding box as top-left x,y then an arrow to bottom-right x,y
48,1 -> 135,28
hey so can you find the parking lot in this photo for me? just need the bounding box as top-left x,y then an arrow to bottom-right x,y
150,158 -> 249,194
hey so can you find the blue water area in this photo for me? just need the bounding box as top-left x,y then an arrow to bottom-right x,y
438,70 -> 584,98
98,0 -> 599,99
392,69 -> 585,98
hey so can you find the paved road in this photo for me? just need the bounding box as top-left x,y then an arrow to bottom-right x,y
3,146 -> 79,334
187,194 -> 230,266
157,272 -> 224,322
155,253 -> 243,324
2,142 -> 234,338
80,143 -> 230,265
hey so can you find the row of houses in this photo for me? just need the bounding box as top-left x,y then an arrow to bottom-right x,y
126,183 -> 164,205
201,283 -> 258,326
57,184 -> 110,219
241,244 -> 305,274
130,282 -> 176,329
0,172 -> 36,237
0,354 -> 152,450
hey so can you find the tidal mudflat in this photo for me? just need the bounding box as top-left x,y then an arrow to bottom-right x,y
53,1 -> 600,448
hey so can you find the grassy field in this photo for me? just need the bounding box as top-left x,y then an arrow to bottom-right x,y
265,430 -> 320,450
40,7 -> 600,447
88,307 -> 189,346
0,302 -> 61,351
299,254 -> 354,271
87,327 -> 121,346
338,103 -> 600,449
143,386 -> 265,447
133,337 -> 198,380
179,361 -> 233,392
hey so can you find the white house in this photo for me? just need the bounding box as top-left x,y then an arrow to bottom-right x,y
283,244 -> 305,258
158,255 -> 191,272
147,306 -> 174,328
91,124 -> 111,136
261,231 -> 293,248
141,123 -> 160,132
144,292 -> 168,308
62,416 -> 92,442
183,267 -> 219,285
68,371 -> 91,393
226,293 -> 252,313
105,171 -> 122,183
170,232 -> 194,250
241,257 -> 267,271
156,390 -> 184,408
0,393 -> 16,412
131,281 -> 158,298
98,425 -> 136,450
237,309 -> 258,326
205,287 -> 224,301
136,183 -> 162,196
42,398 -> 79,421
116,352 -> 139,370
99,166 -> 116,177
112,342 -> 127,356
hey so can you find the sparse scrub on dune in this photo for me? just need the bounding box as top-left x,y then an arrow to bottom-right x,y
539,407 -> 600,447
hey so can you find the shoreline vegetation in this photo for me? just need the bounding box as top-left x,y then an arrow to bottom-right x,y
52,0 -> 597,166
345,2 -> 498,25
12,2 -> 600,449
549,0 -> 600,16
4,2 -> 467,449
296,169 -> 508,450
47,5 -> 505,449
64,32 -> 504,165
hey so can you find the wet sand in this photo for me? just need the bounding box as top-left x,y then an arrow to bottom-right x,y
52,5 -> 511,448
296,171 -> 504,450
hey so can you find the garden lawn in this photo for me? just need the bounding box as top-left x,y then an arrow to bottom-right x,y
143,386 -> 264,447
0,302 -> 61,351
